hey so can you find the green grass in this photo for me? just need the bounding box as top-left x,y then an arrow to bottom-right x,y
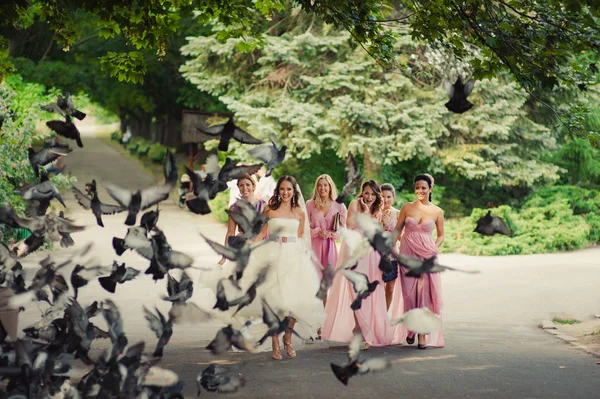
552,318 -> 581,325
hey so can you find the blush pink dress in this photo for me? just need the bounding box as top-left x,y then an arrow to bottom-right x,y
390,216 -> 444,347
321,212 -> 393,346
306,200 -> 347,279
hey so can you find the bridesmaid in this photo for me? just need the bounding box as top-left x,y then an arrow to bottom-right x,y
380,183 -> 400,310
306,174 -> 348,290
218,174 -> 266,265
321,180 -> 393,348
390,173 -> 445,349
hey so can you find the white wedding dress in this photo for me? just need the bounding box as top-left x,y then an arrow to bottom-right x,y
221,218 -> 325,351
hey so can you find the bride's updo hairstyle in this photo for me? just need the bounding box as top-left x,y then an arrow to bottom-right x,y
268,175 -> 300,210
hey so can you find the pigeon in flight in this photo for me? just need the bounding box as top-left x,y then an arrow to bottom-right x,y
106,182 -> 174,226
196,116 -> 263,152
97,261 -> 140,293
19,171 -> 66,215
46,115 -> 83,147
340,269 -> 379,311
390,307 -> 442,334
41,92 -> 86,120
247,135 -> 287,177
444,76 -> 475,114
336,152 -> 363,204
72,181 -> 126,227
393,253 -> 480,278
474,210 -> 513,237
330,332 -> 390,385
28,145 -> 72,177
143,306 -> 173,358
354,213 -> 400,275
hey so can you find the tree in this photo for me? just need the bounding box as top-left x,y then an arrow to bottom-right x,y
180,17 -> 560,188
2,0 -> 599,96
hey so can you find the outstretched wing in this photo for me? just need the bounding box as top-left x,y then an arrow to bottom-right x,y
340,269 -> 368,293
202,235 -> 238,260
143,306 -> 164,339
71,186 -> 92,210
348,332 -> 362,363
247,145 -> 276,164
196,122 -> 225,136
463,79 -> 475,96
139,184 -> 173,210
105,184 -> 133,207
354,213 -> 383,241
99,202 -> 126,215
232,128 -> 263,145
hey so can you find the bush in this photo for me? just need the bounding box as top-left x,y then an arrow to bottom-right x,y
441,185 -> 598,255
0,77 -> 76,241
210,191 -> 230,224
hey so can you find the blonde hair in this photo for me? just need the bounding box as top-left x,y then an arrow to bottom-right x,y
311,174 -> 338,209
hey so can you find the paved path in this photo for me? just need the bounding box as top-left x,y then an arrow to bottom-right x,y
18,129 -> 600,398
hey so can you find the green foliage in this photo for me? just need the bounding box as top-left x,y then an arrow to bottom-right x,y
0,77 -> 76,241
181,20 -> 560,188
210,191 -> 230,224
549,138 -> 600,187
442,185 -> 600,255
100,51 -> 147,84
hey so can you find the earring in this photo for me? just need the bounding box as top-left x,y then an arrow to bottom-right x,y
277,195 -> 281,201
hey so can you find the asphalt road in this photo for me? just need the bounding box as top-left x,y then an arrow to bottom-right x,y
17,130 -> 600,398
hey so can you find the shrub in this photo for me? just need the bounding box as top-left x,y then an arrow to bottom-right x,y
0,77 -> 76,241
441,187 -> 597,255
210,191 -> 230,224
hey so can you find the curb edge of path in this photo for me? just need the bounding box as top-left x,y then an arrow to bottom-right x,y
539,320 -> 600,359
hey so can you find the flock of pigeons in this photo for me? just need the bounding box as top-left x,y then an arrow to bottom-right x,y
0,86 -> 513,397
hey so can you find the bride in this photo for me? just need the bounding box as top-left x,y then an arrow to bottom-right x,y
225,175 -> 325,360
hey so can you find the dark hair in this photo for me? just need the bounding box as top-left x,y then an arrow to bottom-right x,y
237,174 -> 256,187
268,175 -> 300,210
380,183 -> 395,197
413,174 -> 433,202
357,180 -> 382,215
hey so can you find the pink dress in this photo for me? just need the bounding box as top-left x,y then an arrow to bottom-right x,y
306,200 -> 347,279
390,217 -> 444,347
321,214 -> 393,346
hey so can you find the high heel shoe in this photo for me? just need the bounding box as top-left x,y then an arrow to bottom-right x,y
283,339 -> 296,358
406,334 -> 415,345
272,340 -> 283,360
418,344 -> 427,350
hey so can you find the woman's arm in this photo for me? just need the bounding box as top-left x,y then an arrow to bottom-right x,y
394,205 -> 408,246
331,203 -> 348,240
346,200 -> 359,229
218,214 -> 238,265
306,201 -> 323,239
297,209 -> 306,238
435,208 -> 445,248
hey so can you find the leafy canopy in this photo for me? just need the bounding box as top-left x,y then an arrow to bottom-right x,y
2,0 -> 600,96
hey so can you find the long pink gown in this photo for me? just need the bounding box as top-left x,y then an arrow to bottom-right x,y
306,200 -> 347,279
390,216 -> 444,347
321,214 -> 393,346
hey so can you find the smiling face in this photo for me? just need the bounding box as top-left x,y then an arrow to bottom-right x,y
237,178 -> 255,200
317,178 -> 330,200
361,185 -> 376,205
382,190 -> 395,209
278,180 -> 295,203
414,180 -> 431,201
